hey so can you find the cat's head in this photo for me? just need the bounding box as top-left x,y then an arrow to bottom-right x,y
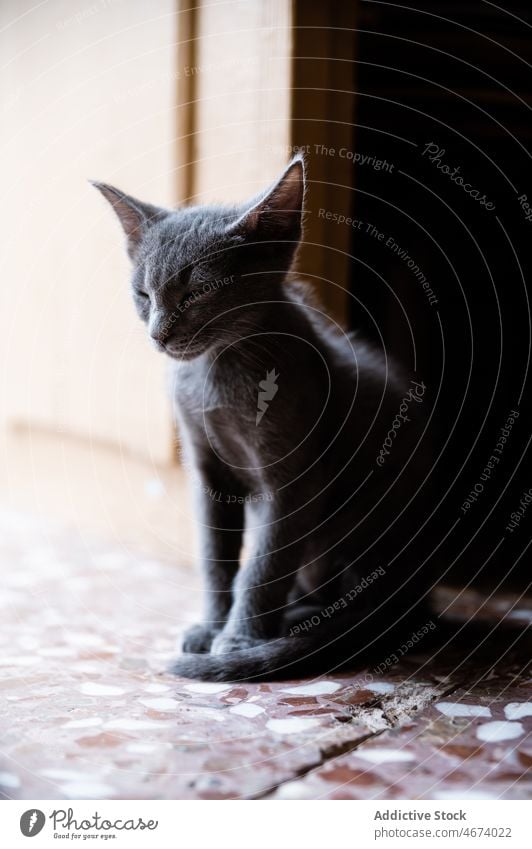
92,156 -> 305,361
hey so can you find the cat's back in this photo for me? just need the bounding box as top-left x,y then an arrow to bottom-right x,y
285,280 -> 407,409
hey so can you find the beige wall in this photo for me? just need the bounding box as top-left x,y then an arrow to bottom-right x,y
0,0 -> 294,464
0,0 -> 179,462
193,0 -> 293,203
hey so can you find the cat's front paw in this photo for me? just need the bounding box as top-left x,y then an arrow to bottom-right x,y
181,623 -> 220,653
210,632 -> 264,655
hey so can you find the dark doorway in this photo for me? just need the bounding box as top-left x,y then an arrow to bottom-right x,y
347,1 -> 532,590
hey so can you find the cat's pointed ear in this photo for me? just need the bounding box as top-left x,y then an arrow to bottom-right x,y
232,155 -> 305,240
90,181 -> 166,260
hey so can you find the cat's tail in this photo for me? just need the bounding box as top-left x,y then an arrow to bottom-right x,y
168,635 -> 330,683
168,600 -> 437,682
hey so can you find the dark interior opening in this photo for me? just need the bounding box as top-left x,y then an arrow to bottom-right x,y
348,1 -> 532,589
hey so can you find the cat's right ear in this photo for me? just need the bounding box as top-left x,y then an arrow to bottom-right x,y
90,182 -> 166,261
229,155 -> 305,242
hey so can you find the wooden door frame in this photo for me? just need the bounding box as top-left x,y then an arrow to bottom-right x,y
290,1 -> 358,324
177,0 -> 358,324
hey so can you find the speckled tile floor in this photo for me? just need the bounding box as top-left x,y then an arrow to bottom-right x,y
0,431 -> 531,800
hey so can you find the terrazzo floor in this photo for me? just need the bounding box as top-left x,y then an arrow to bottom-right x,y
1,506 -> 531,800
0,430 -> 531,800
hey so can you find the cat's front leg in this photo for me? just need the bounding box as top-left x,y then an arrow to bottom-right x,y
181,622 -> 221,653
182,473 -> 244,653
210,508 -> 304,654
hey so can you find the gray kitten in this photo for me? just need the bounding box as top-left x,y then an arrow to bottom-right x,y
93,156 -> 431,681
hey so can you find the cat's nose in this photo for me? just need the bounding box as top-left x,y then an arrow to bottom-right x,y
149,313 -> 170,346
150,327 -> 167,344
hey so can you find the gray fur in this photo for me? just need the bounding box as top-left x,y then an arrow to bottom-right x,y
93,156 -> 431,682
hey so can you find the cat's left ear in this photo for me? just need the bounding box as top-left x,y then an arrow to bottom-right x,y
231,155 -> 305,240
90,181 -> 166,261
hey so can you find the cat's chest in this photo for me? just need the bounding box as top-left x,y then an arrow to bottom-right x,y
169,358 -> 255,421
170,360 -> 263,477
